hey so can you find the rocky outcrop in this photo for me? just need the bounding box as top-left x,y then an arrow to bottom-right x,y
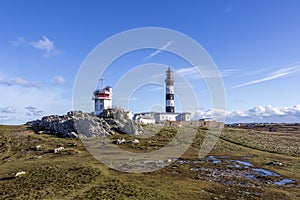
110,108 -> 143,135
27,108 -> 143,138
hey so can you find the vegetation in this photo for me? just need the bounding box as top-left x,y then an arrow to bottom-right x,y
0,124 -> 299,199
220,128 -> 300,156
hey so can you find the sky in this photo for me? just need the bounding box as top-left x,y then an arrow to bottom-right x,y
0,0 -> 300,124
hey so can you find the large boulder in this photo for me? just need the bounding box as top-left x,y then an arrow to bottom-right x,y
110,108 -> 143,135
119,120 -> 142,135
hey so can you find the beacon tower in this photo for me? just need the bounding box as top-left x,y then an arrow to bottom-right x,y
93,79 -> 112,116
165,67 -> 175,113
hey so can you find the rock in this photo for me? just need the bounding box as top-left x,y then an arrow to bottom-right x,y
27,108 -> 143,138
54,147 -> 64,154
115,138 -> 126,144
120,121 -> 140,135
67,132 -> 78,138
266,161 -> 284,166
34,145 -> 42,151
15,171 -> 26,177
33,155 -> 43,159
68,143 -> 77,147
130,139 -> 140,144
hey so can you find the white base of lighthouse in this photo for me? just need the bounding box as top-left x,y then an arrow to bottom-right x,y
95,99 -> 112,116
93,85 -> 112,116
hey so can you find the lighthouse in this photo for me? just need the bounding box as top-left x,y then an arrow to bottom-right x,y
165,67 -> 175,113
93,79 -> 112,116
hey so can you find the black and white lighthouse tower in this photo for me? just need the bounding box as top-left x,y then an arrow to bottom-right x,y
165,67 -> 175,113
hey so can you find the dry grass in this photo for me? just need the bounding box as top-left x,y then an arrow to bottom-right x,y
0,125 -> 299,199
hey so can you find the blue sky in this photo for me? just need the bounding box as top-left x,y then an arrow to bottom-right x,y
1,0 -> 300,124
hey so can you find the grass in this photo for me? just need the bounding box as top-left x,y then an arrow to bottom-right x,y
220,128 -> 300,156
0,124 -> 299,199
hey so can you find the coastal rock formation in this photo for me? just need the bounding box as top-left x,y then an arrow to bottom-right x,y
27,108 -> 142,138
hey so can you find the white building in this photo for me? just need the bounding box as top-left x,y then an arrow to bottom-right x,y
134,112 -> 191,124
134,112 -> 156,124
93,83 -> 112,116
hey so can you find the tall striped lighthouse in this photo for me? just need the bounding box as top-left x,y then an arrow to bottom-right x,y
165,67 -> 175,113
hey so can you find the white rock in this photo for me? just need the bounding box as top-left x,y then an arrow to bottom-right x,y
68,132 -> 78,138
116,138 -> 126,144
54,147 -> 64,154
15,171 -> 26,177
131,139 -> 140,144
34,145 -> 42,151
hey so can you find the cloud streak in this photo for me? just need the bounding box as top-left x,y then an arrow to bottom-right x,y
145,40 -> 173,60
10,37 -> 26,46
25,106 -> 43,116
0,106 -> 16,113
233,65 -> 300,88
0,77 -> 41,88
177,67 -> 238,80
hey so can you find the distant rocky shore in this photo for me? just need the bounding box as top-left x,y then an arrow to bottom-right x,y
26,108 -> 143,138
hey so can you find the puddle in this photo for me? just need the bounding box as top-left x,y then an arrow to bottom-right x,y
177,159 -> 191,165
190,167 -> 201,171
176,155 -> 297,187
206,156 -> 221,164
245,174 -> 257,180
219,156 -> 230,159
234,160 -> 253,167
224,180 -> 232,185
252,168 -> 280,177
177,158 -> 204,165
192,160 -> 203,164
274,179 -> 296,186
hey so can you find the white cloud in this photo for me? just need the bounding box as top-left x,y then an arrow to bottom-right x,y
145,41 -> 173,60
0,77 -> 41,88
52,76 -> 66,85
0,115 -> 15,123
227,105 -> 300,123
10,37 -> 26,46
0,106 -> 16,113
25,106 -> 43,116
177,67 -> 237,80
192,105 -> 300,123
0,78 -> 71,124
233,65 -> 300,88
30,36 -> 60,58
192,108 -> 226,121
25,106 -> 37,110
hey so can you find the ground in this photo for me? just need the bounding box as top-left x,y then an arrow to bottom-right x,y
0,124 -> 299,199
